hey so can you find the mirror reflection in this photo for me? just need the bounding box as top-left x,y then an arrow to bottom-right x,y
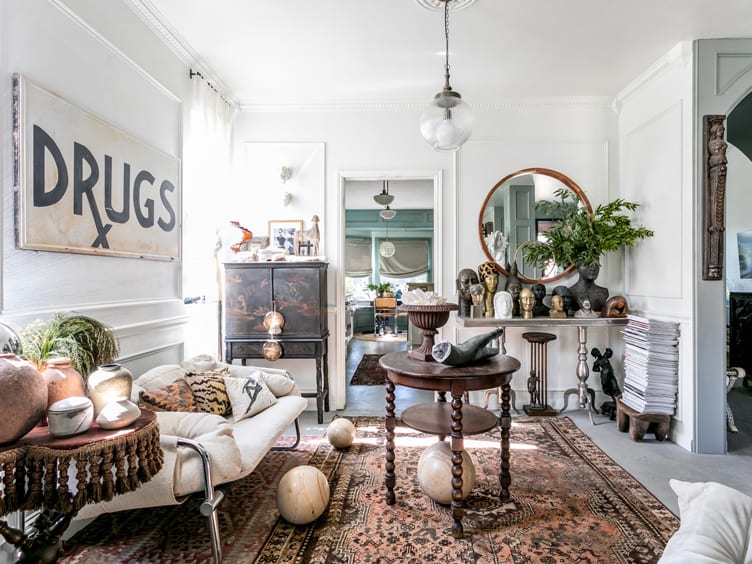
478,168 -> 592,284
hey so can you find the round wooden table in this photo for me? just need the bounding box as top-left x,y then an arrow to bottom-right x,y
379,351 -> 521,539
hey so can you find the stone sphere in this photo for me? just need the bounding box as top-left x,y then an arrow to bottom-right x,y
417,441 -> 476,504
326,418 -> 356,449
276,465 -> 330,525
0,354 -> 48,444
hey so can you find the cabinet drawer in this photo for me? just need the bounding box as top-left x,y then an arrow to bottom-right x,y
227,340 -> 323,359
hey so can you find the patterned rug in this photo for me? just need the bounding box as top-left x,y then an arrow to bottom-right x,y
61,417 -> 679,563
349,354 -> 386,385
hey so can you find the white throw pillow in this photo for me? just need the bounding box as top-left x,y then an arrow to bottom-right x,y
659,479 -> 752,564
134,364 -> 187,391
181,354 -> 218,373
225,365 -> 296,397
224,375 -> 278,422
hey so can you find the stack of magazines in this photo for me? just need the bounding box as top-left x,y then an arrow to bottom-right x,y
621,315 -> 680,414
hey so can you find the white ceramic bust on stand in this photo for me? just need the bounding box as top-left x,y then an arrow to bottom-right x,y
494,291 -> 513,319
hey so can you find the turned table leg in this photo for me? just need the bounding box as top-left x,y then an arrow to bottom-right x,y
499,382 -> 512,502
450,391 -> 465,539
385,378 -> 396,505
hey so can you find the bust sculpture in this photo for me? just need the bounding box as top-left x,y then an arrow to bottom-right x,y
456,268 -> 479,317
568,264 -> 609,314
477,262 -> 499,318
519,287 -> 535,319
532,284 -> 550,317
494,291 -> 513,320
552,285 -> 574,316
549,294 -> 567,318
505,262 -> 522,317
574,296 -> 599,318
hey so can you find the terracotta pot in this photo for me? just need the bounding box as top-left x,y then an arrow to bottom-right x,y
0,353 -> 48,444
41,357 -> 86,411
87,363 -> 133,416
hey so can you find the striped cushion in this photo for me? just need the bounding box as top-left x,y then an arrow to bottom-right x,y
183,368 -> 232,415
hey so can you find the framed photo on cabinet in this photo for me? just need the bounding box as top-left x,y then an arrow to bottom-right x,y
268,219 -> 302,255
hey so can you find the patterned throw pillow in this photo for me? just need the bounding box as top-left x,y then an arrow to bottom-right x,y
224,375 -> 278,422
183,368 -> 232,415
139,380 -> 201,413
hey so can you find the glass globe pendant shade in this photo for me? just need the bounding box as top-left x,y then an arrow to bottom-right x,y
379,240 -> 396,258
420,90 -> 473,151
379,207 -> 397,220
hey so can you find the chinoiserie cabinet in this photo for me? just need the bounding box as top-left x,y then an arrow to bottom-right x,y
729,292 -> 752,381
223,260 -> 329,423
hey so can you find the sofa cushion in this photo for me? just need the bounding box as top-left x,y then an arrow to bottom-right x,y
181,354 -> 218,373
659,479 -> 752,563
223,364 -> 296,397
135,364 -> 187,391
139,380 -> 202,413
224,375 -> 277,421
183,368 -> 232,415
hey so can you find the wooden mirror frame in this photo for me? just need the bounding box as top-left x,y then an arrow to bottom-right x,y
478,167 -> 593,284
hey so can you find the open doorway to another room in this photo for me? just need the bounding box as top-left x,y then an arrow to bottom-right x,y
340,175 -> 439,413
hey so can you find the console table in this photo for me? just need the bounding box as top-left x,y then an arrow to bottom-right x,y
223,260 -> 330,423
379,351 -> 521,539
456,317 -> 628,424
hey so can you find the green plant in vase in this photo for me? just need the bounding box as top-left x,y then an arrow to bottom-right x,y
367,282 -> 393,297
524,188 -> 653,313
19,312 -> 119,380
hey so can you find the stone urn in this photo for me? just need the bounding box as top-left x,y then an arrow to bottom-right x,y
0,354 -> 48,444
87,363 -> 133,416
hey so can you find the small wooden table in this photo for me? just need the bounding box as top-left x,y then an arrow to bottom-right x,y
0,411 -> 162,563
380,351 -> 521,539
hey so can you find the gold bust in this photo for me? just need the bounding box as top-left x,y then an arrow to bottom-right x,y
519,287 -> 535,319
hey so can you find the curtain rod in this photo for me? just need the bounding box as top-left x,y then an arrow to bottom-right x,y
189,69 -> 233,106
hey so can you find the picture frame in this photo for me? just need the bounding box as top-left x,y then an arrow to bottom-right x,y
268,219 -> 303,255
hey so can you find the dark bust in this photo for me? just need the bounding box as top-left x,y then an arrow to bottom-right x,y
532,283 -> 550,317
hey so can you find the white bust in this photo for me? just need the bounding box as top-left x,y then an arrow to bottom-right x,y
494,291 -> 513,319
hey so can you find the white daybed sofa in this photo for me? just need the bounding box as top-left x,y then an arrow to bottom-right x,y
75,355 -> 308,562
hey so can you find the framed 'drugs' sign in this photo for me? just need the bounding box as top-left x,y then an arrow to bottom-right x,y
12,74 -> 181,261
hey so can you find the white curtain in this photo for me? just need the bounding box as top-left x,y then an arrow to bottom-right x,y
183,76 -> 236,300
379,240 -> 429,278
345,239 -> 373,277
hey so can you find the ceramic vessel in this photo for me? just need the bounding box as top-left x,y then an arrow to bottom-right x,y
0,354 -> 48,444
87,363 -> 133,416
47,396 -> 93,438
276,465 -> 330,525
417,440 -> 476,504
400,304 -> 459,361
95,397 -> 141,430
42,357 -> 86,411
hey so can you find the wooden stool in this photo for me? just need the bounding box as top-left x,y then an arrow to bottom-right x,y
522,332 -> 558,416
616,397 -> 670,441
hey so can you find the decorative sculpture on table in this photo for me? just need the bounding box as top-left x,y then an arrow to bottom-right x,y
229,221 -> 253,253
552,285 -> 574,316
494,291 -> 513,320
568,264 -> 609,314
592,347 -> 620,419
505,262 -> 522,317
295,215 -> 320,256
574,296 -> 599,318
468,283 -> 485,318
603,295 -> 629,318
432,328 -> 503,367
527,371 -> 540,407
519,288 -> 535,319
456,268 -> 479,317
549,294 -> 567,318
477,262 -> 499,318
532,284 -> 550,317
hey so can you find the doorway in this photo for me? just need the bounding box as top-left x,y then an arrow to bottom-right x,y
335,171 -> 443,412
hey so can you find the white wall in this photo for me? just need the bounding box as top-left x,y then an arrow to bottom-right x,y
616,43 -> 696,450
233,99 -> 620,411
0,0 -> 191,375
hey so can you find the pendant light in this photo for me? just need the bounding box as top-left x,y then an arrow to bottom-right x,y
379,217 -> 395,258
373,180 -> 394,206
419,0 -> 473,151
379,206 -> 397,220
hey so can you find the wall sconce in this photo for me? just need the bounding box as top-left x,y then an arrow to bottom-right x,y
280,166 -> 293,183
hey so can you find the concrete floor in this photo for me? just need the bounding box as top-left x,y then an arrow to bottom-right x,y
296,335 -> 752,517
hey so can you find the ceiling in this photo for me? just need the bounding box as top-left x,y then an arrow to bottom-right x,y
140,0 -> 752,107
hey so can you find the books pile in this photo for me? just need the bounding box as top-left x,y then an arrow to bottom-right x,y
621,315 -> 680,414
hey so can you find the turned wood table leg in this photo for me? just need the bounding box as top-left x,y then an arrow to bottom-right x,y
450,391 -> 465,539
385,378 -> 396,505
499,382 -> 512,502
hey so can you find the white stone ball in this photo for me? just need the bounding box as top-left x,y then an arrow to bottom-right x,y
417,441 -> 476,504
276,465 -> 330,525
326,418 -> 356,449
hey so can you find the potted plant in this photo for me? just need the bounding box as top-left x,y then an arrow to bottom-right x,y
19,312 -> 120,380
524,188 -> 653,311
367,282 -> 393,298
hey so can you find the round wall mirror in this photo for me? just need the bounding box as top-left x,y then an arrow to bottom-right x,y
478,167 -> 592,284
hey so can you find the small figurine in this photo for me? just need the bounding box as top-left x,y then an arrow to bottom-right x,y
549,294 -> 567,318
532,284 -> 550,317
469,283 -> 485,318
574,296 -> 599,318
295,215 -> 320,256
592,347 -> 620,419
527,370 -> 540,407
603,295 -> 629,318
552,285 -> 574,316
229,221 -> 253,253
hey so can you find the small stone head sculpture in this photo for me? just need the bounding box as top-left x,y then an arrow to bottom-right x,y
549,294 -> 567,318
552,285 -> 573,314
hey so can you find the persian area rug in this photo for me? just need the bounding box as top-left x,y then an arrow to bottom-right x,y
61,417 -> 679,564
350,353 -> 387,385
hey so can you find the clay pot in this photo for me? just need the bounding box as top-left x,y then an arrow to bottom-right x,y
0,354 -> 48,444
87,363 -> 133,416
41,357 -> 86,411
95,397 -> 141,430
